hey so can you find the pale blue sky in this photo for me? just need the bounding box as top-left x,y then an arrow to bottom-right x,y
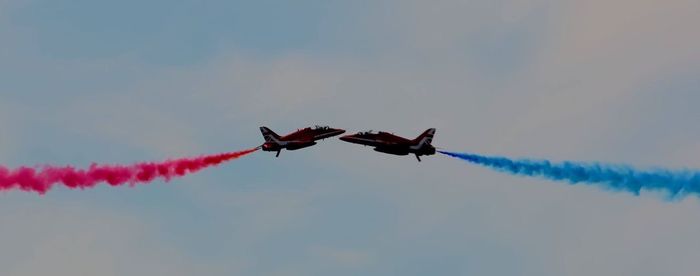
1,0 -> 700,275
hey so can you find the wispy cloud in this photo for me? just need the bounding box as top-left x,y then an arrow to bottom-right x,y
1,0 -> 699,275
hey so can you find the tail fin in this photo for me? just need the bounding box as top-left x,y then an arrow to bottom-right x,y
260,126 -> 281,142
413,128 -> 436,146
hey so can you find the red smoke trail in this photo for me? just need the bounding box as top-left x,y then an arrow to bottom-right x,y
0,148 -> 258,194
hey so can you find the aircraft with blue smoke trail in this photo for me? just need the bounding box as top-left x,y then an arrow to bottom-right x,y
339,128 -> 436,161
259,126 -> 346,157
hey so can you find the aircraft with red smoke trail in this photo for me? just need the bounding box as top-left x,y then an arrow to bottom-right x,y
339,128 -> 436,161
259,125 -> 346,157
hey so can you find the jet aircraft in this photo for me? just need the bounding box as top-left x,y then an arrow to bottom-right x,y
260,125 -> 346,157
339,128 -> 436,161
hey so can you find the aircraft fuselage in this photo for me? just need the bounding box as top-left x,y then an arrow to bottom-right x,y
260,126 -> 346,157
340,129 -> 436,161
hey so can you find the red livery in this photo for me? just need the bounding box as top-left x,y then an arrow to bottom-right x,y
260,126 -> 346,157
340,128 -> 436,161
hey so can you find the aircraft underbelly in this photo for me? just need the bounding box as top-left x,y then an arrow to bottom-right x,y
286,141 -> 317,150
374,147 -> 409,156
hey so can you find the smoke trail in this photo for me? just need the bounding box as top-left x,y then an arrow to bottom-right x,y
439,151 -> 700,198
0,148 -> 258,194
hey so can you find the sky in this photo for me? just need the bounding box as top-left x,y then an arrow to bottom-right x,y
1,0 -> 700,275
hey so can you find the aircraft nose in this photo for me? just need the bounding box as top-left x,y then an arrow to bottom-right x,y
339,134 -> 354,142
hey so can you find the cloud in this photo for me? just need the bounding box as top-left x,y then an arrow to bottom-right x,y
0,102 -> 15,159
0,98 -> 30,164
0,0 -> 699,275
0,200 -> 229,276
60,96 -> 203,156
308,246 -> 372,268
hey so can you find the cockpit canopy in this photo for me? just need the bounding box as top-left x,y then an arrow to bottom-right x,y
314,125 -> 330,130
357,130 -> 375,135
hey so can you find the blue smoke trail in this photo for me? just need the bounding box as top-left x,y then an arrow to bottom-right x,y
439,151 -> 700,198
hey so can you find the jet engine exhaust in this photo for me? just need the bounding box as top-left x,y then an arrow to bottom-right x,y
0,148 -> 258,194
439,151 -> 700,198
